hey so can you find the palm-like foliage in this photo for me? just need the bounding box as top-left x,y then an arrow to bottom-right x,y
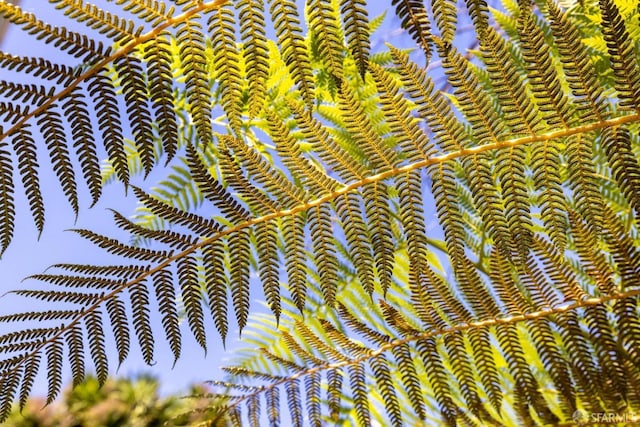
1,0 -> 640,425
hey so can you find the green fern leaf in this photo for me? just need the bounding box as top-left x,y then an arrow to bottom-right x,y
545,0 -> 608,121
237,0 -> 269,117
176,17 -> 213,145
208,7 -> 243,135
270,0 -> 315,108
307,0 -> 345,82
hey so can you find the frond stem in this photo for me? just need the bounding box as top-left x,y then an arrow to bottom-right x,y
221,286 -> 640,412
3,112 -> 640,385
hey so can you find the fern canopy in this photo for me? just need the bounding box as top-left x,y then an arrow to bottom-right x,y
1,0 -> 640,425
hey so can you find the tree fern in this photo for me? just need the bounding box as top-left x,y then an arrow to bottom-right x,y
1,0 -> 640,425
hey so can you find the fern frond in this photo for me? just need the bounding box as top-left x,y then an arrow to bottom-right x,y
105,295 -> 130,367
217,145 -> 280,215
463,0 -> 489,35
362,182 -> 395,294
267,112 -> 339,195
333,193 -> 376,295
0,141 -> 15,255
0,2 -> 109,62
601,126 -> 640,217
10,125 -> 44,236
113,0 -> 175,27
63,88 -> 103,206
87,70 -> 129,186
143,34 -> 179,164
50,0 -> 142,44
129,280 -> 154,365
178,254 -> 207,352
115,55 -> 156,176
531,139 -> 568,250
480,27 -> 542,136
222,134 -> 307,207
337,80 -> 397,170
269,0 -> 315,107
307,203 -> 339,306
254,221 -> 281,322
18,353 -> 41,412
44,338 -> 63,405
72,228 -> 172,262
415,338 -> 457,426
287,98 -> 365,182
176,17 -> 213,145
566,133 -> 605,229
307,0 -> 344,82
369,354 -> 402,426
545,0 -> 608,121
391,0 -> 432,58
265,386 -> 280,426
152,268 -> 181,363
283,214 -> 307,312
36,106 -> 79,217
340,0 -> 370,78
132,185 -> 221,235
229,230 -> 251,333
370,62 -> 433,162
0,52 -> 78,85
208,7 -> 243,134
237,0 -> 269,117
598,0 -> 640,112
518,10 -> 574,128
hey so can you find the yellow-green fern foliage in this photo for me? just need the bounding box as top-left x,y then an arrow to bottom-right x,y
1,0 -> 640,425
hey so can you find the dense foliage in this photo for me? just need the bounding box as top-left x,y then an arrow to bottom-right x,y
1,0 -> 640,425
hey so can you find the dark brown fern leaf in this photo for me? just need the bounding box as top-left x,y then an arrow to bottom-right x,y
340,0 -> 371,78
392,0 -> 433,60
